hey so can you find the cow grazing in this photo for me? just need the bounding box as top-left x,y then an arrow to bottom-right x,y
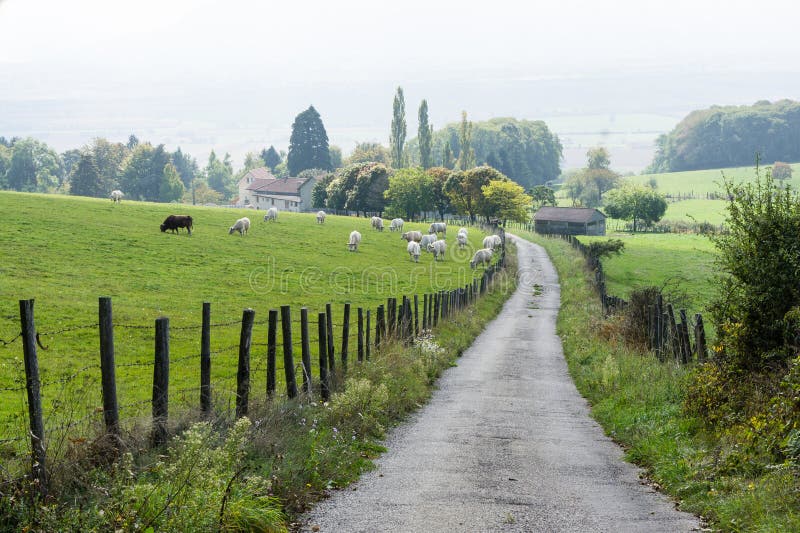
110,190 -> 124,203
229,217 -> 250,236
161,215 -> 193,235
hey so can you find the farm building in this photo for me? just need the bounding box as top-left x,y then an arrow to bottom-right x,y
533,206 -> 606,236
237,167 -> 317,212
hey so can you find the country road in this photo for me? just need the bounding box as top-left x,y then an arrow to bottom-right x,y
301,235 -> 700,532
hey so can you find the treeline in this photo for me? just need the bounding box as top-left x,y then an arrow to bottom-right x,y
404,117 -> 562,188
312,163 -> 531,223
648,99 -> 800,172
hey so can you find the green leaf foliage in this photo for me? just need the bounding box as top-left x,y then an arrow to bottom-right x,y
604,185 -> 667,232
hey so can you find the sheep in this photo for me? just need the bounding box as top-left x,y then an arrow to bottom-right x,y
348,230 -> 362,252
427,239 -> 446,261
482,235 -> 496,250
371,217 -> 384,231
263,207 -> 278,222
407,241 -> 421,262
401,230 -> 423,242
229,217 -> 250,236
457,227 -> 468,238
316,211 -> 326,224
420,234 -> 437,251
491,234 -> 503,250
428,222 -> 447,235
457,232 -> 468,248
110,190 -> 124,203
470,248 -> 494,269
389,218 -> 404,232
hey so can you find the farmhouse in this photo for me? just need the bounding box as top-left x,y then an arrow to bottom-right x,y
533,206 -> 606,236
237,167 -> 316,212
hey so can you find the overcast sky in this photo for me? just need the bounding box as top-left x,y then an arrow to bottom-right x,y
1,0 -> 799,169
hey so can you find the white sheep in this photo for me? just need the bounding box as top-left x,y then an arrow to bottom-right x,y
491,234 -> 503,250
420,234 -> 437,251
316,210 -> 326,224
372,217 -> 384,231
228,217 -> 250,236
348,230 -> 362,252
482,235 -> 496,250
428,222 -> 447,235
263,207 -> 278,222
470,248 -> 494,269
457,227 -> 468,237
110,190 -> 124,203
427,239 -> 446,261
401,230 -> 423,242
457,232 -> 468,248
390,218 -> 404,232
407,241 -> 421,262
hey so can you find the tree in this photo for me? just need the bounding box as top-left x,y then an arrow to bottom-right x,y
603,185 -> 667,232
184,181 -> 222,205
6,138 -> 63,193
287,105 -> 332,175
119,143 -> 170,201
127,134 -> 139,150
390,87 -> 407,168
311,173 -> 335,208
427,167 -> 452,221
205,150 -> 234,198
456,111 -> 475,171
159,162 -> 185,202
442,141 -> 454,169
481,179 -> 532,223
0,145 -> 11,189
261,145 -> 282,170
418,100 -> 433,169
446,165 -> 506,222
772,161 -> 793,182
90,137 -> 128,192
61,149 -> 82,179
69,152 -> 104,197
329,145 -> 343,169
172,147 -> 199,189
242,152 -> 264,172
326,162 -> 390,215
586,146 -> 611,169
529,185 -> 556,208
346,142 -> 391,166
384,167 -> 433,220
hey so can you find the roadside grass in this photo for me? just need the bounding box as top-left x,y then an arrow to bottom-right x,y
0,192 -> 493,456
518,229 -> 800,532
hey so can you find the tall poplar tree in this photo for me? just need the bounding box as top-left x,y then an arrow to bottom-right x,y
456,111 -> 475,171
287,106 -> 332,175
390,87 -> 407,168
418,99 -> 433,169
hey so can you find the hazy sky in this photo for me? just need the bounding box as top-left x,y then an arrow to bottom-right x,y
1,0 -> 799,169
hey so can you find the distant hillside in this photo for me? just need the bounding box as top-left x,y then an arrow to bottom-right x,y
648,100 -> 800,172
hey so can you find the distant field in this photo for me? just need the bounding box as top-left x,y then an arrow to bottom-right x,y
0,193 -> 494,440
631,162 -> 800,195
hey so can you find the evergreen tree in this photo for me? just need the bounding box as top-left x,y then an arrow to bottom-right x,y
442,141 -> 454,169
69,151 -> 103,197
7,141 -> 37,192
456,111 -> 475,171
390,87 -> 407,168
127,134 -> 139,150
206,150 -> 234,198
261,145 -> 282,170
418,99 -> 433,169
172,147 -> 198,188
287,105 -> 332,175
159,162 -> 185,202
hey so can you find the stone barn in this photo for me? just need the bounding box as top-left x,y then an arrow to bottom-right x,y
533,206 -> 606,236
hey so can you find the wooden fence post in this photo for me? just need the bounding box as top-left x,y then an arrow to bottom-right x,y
318,312 -> 329,401
678,309 -> 691,364
401,296 -> 409,341
267,309 -> 278,398
433,293 -> 439,326
200,302 -> 211,414
357,307 -> 364,363
152,316 -> 170,447
423,294 -> 428,331
694,313 -> 708,363
414,294 -> 419,337
376,304 -> 385,347
341,303 -> 350,372
666,304 -> 680,362
325,303 -> 335,377
99,296 -> 119,437
300,307 -> 312,395
236,309 -> 255,418
366,309 -> 371,360
19,299 -> 47,497
281,305 -> 298,399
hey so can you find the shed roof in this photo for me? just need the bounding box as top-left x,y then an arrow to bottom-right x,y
533,206 -> 606,223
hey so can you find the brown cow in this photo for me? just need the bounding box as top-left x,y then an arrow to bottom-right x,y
160,215 -> 193,235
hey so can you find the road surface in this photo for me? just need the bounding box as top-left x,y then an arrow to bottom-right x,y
302,235 -> 700,532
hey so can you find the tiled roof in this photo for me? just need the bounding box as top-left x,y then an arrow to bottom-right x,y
533,206 -> 605,223
241,167 -> 311,196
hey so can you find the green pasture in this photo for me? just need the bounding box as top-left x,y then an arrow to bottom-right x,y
0,192 -> 494,442
631,162 -> 800,195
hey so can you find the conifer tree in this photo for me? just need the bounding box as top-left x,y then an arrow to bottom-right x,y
418,99 -> 433,169
70,151 -> 103,197
287,106 -> 332,175
390,87 -> 407,168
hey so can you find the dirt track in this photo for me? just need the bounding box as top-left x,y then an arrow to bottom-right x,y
302,235 -> 700,532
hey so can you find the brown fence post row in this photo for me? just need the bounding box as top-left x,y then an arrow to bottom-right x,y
281,305 -> 298,400
236,309 -> 255,418
19,299 -> 48,497
267,309 -> 278,398
200,302 -> 212,414
98,297 -> 120,437
300,307 -> 312,395
318,312 -> 330,401
152,316 -> 170,447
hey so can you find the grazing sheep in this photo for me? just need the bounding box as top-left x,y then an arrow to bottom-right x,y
427,239 -> 447,261
482,235 -> 496,250
457,232 -> 468,248
348,230 -> 362,252
161,215 -> 193,235
401,230 -> 423,243
316,210 -> 326,224
428,222 -> 447,235
419,234 -> 437,251
110,190 -> 124,203
390,218 -> 404,232
407,241 -> 421,262
491,234 -> 503,250
229,217 -> 250,236
263,207 -> 278,222
470,248 -> 494,269
457,227 -> 468,237
371,217 -> 384,231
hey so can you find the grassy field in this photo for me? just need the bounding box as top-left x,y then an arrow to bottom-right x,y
0,192 -> 494,442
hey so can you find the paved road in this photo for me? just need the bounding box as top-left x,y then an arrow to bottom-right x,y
302,235 -> 700,532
